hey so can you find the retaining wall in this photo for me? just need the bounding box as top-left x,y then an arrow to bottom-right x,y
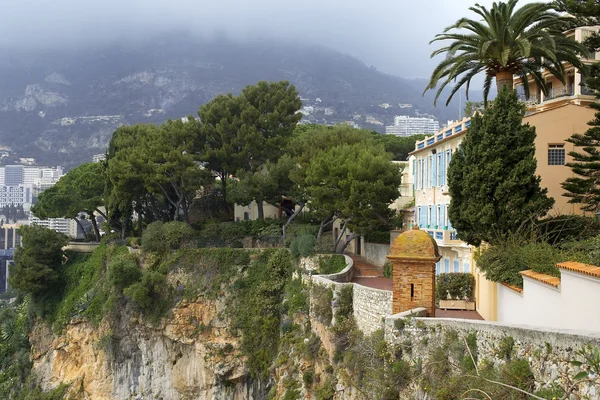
384,313 -> 600,397
362,242 -> 390,267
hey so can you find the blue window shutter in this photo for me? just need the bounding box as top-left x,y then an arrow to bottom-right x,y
436,261 -> 441,275
440,206 -> 445,228
432,206 -> 437,227
453,259 -> 460,273
432,154 -> 437,186
440,151 -> 446,186
464,260 -> 471,273
444,258 -> 450,273
422,206 -> 427,227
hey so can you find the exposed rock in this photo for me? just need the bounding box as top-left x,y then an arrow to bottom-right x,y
30,298 -> 263,400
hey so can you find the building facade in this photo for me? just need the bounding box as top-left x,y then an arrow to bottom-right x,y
0,224 -> 21,250
410,80 -> 597,320
385,116 -> 440,137
29,216 -> 80,238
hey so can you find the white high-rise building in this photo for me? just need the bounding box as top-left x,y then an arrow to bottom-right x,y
29,216 -> 80,238
385,116 -> 440,137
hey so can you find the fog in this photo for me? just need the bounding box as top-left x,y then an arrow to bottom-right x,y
1,0 -> 542,78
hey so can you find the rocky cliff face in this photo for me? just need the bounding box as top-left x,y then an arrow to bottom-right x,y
30,299 -> 266,400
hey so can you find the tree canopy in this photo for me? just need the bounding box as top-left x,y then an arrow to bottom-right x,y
32,162 -> 106,241
447,88 -> 554,246
304,142 -> 402,252
425,0 -> 588,105
9,225 -> 69,297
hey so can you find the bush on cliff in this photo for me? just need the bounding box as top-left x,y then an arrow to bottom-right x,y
229,248 -> 293,378
142,221 -> 195,254
9,225 -> 69,298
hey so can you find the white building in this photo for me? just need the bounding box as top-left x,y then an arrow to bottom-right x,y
385,116 -> 440,137
29,216 -> 80,238
0,185 -> 33,210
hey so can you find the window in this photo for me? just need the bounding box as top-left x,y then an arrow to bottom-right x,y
548,144 -> 565,166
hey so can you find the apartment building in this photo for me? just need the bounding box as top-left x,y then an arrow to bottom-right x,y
0,224 -> 21,250
385,116 -> 440,137
411,77 -> 597,320
29,216 -> 80,238
411,118 -> 474,281
0,185 -> 33,210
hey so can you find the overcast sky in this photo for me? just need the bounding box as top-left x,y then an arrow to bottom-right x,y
1,0 -> 543,78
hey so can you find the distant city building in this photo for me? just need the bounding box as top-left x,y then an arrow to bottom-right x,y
0,185 -> 33,210
18,158 -> 36,166
398,103 -> 413,108
4,165 -> 24,186
385,116 -> 440,137
29,216 -> 81,238
0,224 -> 21,250
92,154 -> 107,163
0,248 -> 15,294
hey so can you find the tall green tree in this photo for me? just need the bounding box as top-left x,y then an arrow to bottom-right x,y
561,64 -> 600,211
197,81 -> 301,218
447,88 -> 554,246
556,0 -> 600,51
9,225 -> 69,297
144,119 -> 211,224
288,125 -> 378,238
106,124 -> 155,237
304,143 -> 402,253
372,133 -> 426,161
424,0 -> 588,105
32,162 -> 106,241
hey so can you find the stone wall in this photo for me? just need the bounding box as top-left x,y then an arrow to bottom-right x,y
384,314 -> 600,398
362,242 -> 390,267
352,285 -> 392,335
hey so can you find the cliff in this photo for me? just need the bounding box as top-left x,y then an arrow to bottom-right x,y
30,299 -> 263,400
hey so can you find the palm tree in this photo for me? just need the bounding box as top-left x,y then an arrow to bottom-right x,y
424,0 -> 589,105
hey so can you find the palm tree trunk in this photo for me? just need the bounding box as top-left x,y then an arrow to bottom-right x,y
496,71 -> 514,94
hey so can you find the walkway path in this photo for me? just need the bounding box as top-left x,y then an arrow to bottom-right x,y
349,255 -> 483,320
350,255 -> 393,290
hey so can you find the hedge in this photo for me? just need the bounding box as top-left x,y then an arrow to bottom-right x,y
436,273 -> 474,301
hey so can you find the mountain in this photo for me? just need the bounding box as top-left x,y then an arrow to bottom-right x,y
0,35 -> 481,168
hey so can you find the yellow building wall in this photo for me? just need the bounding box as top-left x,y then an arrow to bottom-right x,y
525,104 -> 597,216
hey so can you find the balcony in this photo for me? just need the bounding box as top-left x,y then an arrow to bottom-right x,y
545,84 -> 574,101
419,226 -> 465,247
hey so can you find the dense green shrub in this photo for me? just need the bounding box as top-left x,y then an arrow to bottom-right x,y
142,221 -> 195,254
436,273 -> 474,301
124,270 -> 168,312
284,278 -> 309,315
9,225 -> 70,297
336,285 -> 353,320
476,236 -> 592,287
229,249 -> 293,379
537,215 -> 600,244
238,219 -> 282,237
290,234 -> 316,260
317,255 -> 347,275
108,255 -> 141,289
311,285 -> 333,326
364,230 -> 390,244
383,261 -> 393,279
285,224 -> 319,246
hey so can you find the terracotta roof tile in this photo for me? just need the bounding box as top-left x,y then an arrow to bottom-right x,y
558,261 -> 600,279
500,282 -> 523,293
519,270 -> 561,288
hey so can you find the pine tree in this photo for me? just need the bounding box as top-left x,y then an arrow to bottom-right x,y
562,64 -> 600,212
448,88 -> 554,246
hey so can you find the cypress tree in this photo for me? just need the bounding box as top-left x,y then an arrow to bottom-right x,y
562,63 -> 600,212
448,88 -> 554,246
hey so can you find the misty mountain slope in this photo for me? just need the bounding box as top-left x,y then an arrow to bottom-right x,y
0,36 -> 479,167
